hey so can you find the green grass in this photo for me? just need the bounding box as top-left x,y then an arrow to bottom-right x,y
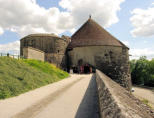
0,57 -> 69,99
141,99 -> 152,108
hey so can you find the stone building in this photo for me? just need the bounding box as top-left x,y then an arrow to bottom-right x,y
20,34 -> 70,68
20,18 -> 131,90
67,18 -> 131,90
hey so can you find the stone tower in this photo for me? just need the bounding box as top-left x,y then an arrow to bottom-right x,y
67,18 -> 131,90
20,33 -> 70,68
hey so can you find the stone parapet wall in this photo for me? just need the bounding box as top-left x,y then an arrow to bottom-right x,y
96,70 -> 154,118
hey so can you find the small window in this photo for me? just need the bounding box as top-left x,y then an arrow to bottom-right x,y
24,40 -> 27,46
105,53 -> 108,56
109,51 -> 113,54
122,48 -> 126,54
30,40 -> 34,46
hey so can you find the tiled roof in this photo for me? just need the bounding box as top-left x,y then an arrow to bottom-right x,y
68,18 -> 128,49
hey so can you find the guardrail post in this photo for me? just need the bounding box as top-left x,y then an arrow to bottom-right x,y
7,53 -> 9,57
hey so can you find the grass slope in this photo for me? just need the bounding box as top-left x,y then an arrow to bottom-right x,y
0,57 -> 69,99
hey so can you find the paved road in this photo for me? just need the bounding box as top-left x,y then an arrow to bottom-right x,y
132,86 -> 154,109
0,74 -> 99,118
34,74 -> 99,118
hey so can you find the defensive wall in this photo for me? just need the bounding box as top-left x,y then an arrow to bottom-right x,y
95,70 -> 154,118
23,47 -> 44,61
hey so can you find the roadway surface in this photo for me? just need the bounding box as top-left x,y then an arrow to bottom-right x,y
0,74 -> 99,118
132,86 -> 154,109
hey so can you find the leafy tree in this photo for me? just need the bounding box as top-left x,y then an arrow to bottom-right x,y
145,59 -> 154,86
130,56 -> 153,86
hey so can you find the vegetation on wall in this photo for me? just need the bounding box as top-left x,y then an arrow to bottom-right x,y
0,57 -> 69,99
130,56 -> 154,87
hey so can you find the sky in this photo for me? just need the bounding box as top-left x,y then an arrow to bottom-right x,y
0,0 -> 154,60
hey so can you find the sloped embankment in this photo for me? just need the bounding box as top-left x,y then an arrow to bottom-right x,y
0,57 -> 69,99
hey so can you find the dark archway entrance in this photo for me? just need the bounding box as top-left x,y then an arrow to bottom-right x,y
84,64 -> 90,74
71,64 -> 95,74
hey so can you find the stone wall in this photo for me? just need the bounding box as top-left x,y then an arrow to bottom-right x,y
23,47 -> 44,61
96,70 -> 154,118
68,45 -> 131,90
45,53 -> 65,68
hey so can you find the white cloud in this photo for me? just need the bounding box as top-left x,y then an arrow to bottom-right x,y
70,28 -> 76,34
59,0 -> 125,28
0,0 -> 71,37
130,3 -> 154,37
0,27 -> 4,35
121,40 -> 129,46
0,0 -> 124,37
0,41 -> 20,54
130,48 -> 154,60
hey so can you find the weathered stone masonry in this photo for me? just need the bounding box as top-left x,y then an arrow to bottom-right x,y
67,18 -> 131,90
95,70 -> 154,118
20,34 -> 70,68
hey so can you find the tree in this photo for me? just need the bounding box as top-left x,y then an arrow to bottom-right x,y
130,56 -> 150,85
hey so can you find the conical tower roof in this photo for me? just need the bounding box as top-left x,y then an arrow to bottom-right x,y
68,18 -> 128,49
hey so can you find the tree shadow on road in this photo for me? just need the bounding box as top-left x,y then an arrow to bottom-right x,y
75,74 -> 100,118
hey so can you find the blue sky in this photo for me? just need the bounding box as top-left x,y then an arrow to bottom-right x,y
107,0 -> 154,48
0,0 -> 154,59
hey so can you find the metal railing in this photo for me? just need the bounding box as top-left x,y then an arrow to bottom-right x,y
0,53 -> 23,59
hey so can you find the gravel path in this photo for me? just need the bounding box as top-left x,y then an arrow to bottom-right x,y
0,74 -> 99,118
132,86 -> 154,109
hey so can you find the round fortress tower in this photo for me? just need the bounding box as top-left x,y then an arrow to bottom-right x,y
20,33 -> 70,68
67,18 -> 131,90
